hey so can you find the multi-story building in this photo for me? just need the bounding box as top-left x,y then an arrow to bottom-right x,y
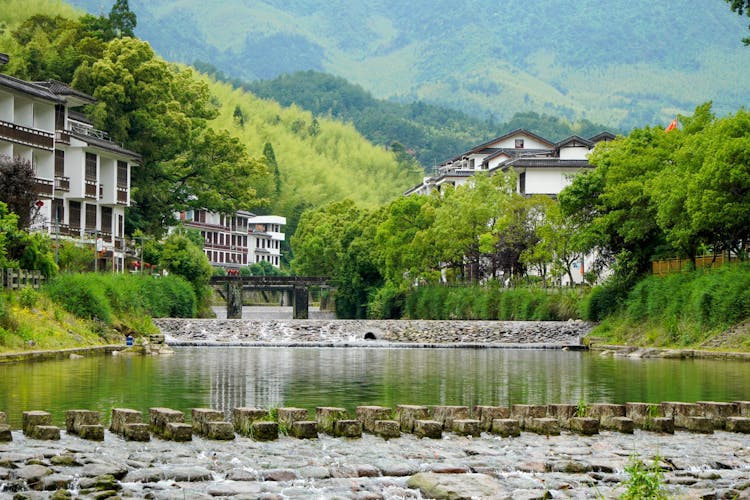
177,209 -> 286,270
406,129 -> 614,196
0,54 -> 139,272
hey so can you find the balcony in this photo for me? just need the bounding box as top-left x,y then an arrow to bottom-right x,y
69,122 -> 110,141
84,180 -> 97,199
117,187 -> 128,204
54,176 -> 70,192
0,120 -> 54,150
34,177 -> 54,197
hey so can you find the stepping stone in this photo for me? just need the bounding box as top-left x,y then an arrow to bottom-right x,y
316,407 -> 348,435
491,418 -> 520,438
290,420 -> 318,439
232,407 -> 269,436
110,408 -> 143,435
413,419 -> 442,439
452,419 -> 481,437
395,405 -> 430,433
431,406 -> 470,430
373,419 -> 400,439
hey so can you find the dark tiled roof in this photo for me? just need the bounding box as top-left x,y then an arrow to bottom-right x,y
0,53 -> 8,65
68,110 -> 92,124
34,80 -> 95,105
555,135 -> 594,148
466,128 -> 556,155
67,130 -> 141,162
0,74 -> 65,103
589,131 -> 616,143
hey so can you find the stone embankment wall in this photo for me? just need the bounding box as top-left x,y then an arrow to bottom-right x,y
155,318 -> 593,347
3,400 -> 750,498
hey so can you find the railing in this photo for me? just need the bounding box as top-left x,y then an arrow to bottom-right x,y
34,177 -> 54,196
1,268 -> 45,290
652,254 -> 739,276
54,176 -> 70,191
84,180 -> 97,198
0,120 -> 54,150
69,122 -> 110,141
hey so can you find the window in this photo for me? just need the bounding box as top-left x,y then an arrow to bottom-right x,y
117,161 -> 128,187
55,150 -> 65,177
101,206 -> 112,234
515,139 -> 524,149
85,153 -> 97,180
519,172 -> 526,194
69,201 -> 81,228
85,203 -> 97,230
52,199 -> 64,223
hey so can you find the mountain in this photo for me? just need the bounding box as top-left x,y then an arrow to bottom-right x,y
65,0 -> 750,131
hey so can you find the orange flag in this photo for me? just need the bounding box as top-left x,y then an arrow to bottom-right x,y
665,117 -> 678,132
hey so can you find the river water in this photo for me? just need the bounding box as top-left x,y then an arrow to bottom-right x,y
2,346 -> 750,429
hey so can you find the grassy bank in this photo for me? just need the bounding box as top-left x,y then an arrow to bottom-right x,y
0,273 -> 197,353
585,263 -> 750,349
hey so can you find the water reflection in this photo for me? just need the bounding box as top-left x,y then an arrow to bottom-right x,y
1,347 -> 749,428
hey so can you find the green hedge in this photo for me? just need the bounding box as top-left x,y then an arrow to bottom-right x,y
402,284 -> 582,320
45,273 -> 196,323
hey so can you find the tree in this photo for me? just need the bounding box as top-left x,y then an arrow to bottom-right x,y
160,229 -> 212,303
0,155 -> 37,229
0,201 -> 57,276
72,37 -> 268,234
108,0 -> 137,38
726,0 -> 750,44
291,199 -> 360,277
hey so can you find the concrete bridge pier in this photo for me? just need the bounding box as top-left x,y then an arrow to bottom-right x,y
292,286 -> 309,319
226,281 -> 243,319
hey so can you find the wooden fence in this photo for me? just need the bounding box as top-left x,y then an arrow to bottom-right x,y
651,254 -> 738,276
0,268 -> 45,290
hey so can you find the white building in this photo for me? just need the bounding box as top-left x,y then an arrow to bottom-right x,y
406,129 -> 614,197
177,209 -> 286,269
0,55 -> 139,272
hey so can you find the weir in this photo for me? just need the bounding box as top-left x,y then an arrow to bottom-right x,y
209,275 -> 330,319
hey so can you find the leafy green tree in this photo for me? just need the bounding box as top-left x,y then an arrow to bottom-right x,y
683,108 -> 750,258
108,0 -> 137,38
726,0 -> 750,44
159,229 -> 213,303
0,201 -> 57,276
375,194 -> 439,286
72,37 -> 267,234
291,199 -> 360,276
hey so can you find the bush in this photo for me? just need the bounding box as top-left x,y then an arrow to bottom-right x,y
402,284 -> 580,320
368,284 -> 406,319
45,274 -> 113,323
44,272 -> 197,323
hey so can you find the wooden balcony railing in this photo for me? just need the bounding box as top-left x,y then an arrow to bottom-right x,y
34,177 -> 54,197
84,180 -> 97,198
54,176 -> 70,192
0,120 -> 54,150
117,187 -> 128,204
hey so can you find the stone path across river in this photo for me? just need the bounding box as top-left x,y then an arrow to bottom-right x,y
1,427 -> 749,498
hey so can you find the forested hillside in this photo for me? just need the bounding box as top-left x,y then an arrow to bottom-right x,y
226,70 -> 613,167
0,1 -> 420,240
67,0 -> 750,131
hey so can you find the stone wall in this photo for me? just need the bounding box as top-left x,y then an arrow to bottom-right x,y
155,318 -> 592,347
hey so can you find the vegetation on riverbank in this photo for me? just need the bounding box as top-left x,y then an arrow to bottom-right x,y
395,285 -> 581,321
584,263 -> 750,350
0,273 -> 195,353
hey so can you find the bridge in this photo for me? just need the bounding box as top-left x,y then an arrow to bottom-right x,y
210,275 -> 331,319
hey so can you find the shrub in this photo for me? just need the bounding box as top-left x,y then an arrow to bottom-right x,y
45,274 -> 113,324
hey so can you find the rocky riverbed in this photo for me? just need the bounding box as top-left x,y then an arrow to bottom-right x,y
2,427 -> 750,498
155,318 -> 592,348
